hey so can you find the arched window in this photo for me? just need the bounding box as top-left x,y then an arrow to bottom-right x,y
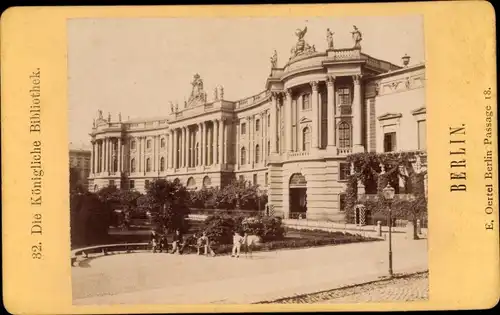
187,177 -> 196,189
240,147 -> 246,165
130,158 -> 136,172
203,176 -> 211,188
255,144 -> 260,163
160,138 -> 166,148
146,139 -> 152,149
196,143 -> 200,166
146,158 -> 151,172
338,122 -> 351,148
302,127 -> 311,151
160,157 -> 165,172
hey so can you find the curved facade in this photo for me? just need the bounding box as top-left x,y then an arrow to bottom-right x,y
89,36 -> 426,221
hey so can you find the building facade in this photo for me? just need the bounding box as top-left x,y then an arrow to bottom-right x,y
70,143 -> 92,189
88,28 -> 426,221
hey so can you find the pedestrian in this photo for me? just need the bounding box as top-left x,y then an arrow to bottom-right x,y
197,231 -> 216,257
231,231 -> 244,258
171,229 -> 184,254
150,230 -> 159,253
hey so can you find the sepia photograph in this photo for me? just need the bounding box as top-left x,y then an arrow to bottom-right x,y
68,15 -> 428,305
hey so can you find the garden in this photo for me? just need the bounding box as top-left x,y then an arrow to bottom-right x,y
70,174 -> 378,252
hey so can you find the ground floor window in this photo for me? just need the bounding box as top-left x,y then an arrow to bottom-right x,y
339,193 -> 346,211
129,180 -> 135,189
384,132 -> 397,152
145,180 -> 150,190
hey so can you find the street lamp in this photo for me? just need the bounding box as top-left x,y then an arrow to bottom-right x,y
383,183 -> 395,277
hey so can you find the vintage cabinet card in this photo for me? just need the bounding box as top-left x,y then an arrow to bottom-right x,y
1,2 -> 498,313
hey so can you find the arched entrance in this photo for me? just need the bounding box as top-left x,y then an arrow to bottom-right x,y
289,173 -> 307,219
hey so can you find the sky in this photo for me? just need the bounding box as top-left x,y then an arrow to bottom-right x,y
68,15 -> 424,146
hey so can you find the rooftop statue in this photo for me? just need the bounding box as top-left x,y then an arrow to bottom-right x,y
326,28 -> 335,49
218,85 -> 224,100
187,73 -> 207,107
290,26 -> 316,60
169,101 -> 174,113
351,25 -> 362,49
270,49 -> 278,68
97,109 -> 103,120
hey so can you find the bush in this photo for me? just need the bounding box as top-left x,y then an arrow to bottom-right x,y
202,214 -> 285,245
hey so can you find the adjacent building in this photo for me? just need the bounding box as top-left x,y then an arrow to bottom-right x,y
88,28 -> 427,221
70,142 -> 92,189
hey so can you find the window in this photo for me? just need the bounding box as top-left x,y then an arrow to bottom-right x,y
240,147 -> 246,165
146,158 -> 151,172
203,176 -> 211,188
239,175 -> 244,181
339,193 -> 346,212
338,122 -> 351,148
302,94 -> 311,110
129,180 -> 135,189
145,180 -> 150,189
265,172 -> 269,185
160,157 -> 165,172
160,138 -> 166,148
109,180 -> 115,187
187,177 -> 196,189
302,127 -> 311,151
196,143 -> 200,165
113,157 -> 118,172
338,87 -> 351,105
130,158 -> 136,172
255,145 -> 260,163
339,162 -> 350,180
418,120 -> 427,150
253,174 -> 258,185
268,114 -> 270,127
241,123 -> 246,135
146,139 -> 152,149
384,132 -> 397,152
267,141 -> 270,156
131,140 -> 136,150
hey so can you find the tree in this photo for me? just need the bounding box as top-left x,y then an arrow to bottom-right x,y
212,178 -> 267,211
143,179 -> 191,233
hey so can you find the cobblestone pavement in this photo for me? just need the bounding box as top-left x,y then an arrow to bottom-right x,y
262,272 -> 428,304
72,235 -> 428,305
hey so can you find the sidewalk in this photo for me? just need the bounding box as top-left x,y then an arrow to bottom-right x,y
73,234 -> 428,305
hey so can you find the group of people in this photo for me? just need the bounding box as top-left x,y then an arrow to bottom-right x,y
150,229 -> 256,258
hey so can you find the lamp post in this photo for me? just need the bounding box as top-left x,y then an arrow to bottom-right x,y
383,183 -> 395,277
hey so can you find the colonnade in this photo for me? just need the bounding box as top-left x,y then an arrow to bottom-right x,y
268,74 -> 363,155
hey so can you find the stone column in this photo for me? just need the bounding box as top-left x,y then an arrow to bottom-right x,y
261,112 -> 265,164
218,119 -> 224,165
102,138 -> 107,172
224,120 -> 229,164
197,123 -> 201,166
118,137 -> 122,173
90,141 -> 95,174
142,137 -> 146,174
285,89 -> 293,152
270,93 -> 278,154
311,81 -> 320,149
327,75 -> 337,149
202,122 -> 207,166
171,130 -> 176,169
169,130 -> 173,169
212,120 -> 217,165
352,74 -> 364,153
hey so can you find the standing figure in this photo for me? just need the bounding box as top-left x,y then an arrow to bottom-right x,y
270,50 -> 278,68
231,231 -> 244,258
327,28 -> 335,49
351,25 -> 362,49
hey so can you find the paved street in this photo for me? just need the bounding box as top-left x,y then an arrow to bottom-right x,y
261,272 -> 428,304
72,234 -> 428,305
